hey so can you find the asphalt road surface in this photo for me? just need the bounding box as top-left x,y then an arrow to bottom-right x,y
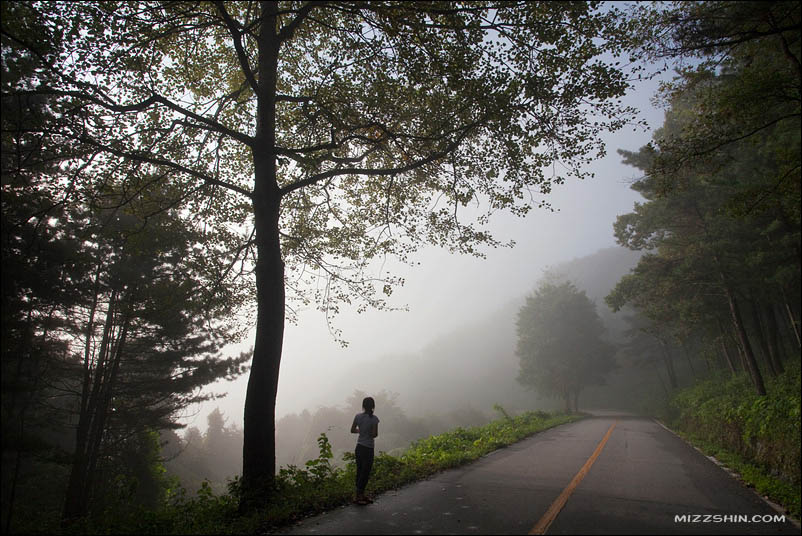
278,412 -> 800,535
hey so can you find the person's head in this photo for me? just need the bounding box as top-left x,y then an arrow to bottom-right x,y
362,396 -> 375,415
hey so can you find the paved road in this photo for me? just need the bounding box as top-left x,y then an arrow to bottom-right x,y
278,413 -> 799,534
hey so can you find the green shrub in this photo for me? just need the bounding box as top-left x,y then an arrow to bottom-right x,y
666,360 -> 801,519
251,411 -> 581,531
29,410 -> 581,534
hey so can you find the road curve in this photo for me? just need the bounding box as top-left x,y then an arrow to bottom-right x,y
277,412 -> 799,535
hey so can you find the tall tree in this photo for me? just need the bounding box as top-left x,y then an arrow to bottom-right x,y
516,282 -> 616,412
3,9 -> 252,522
1,1 -> 642,504
607,25 -> 801,395
59,196 -> 252,522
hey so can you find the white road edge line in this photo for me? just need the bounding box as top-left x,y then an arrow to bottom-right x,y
652,418 -> 801,530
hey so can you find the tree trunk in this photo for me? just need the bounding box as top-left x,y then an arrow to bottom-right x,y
83,304 -> 131,511
717,318 -> 737,375
783,295 -> 801,349
711,253 -> 766,396
241,1 -> 283,509
80,265 -> 103,421
63,289 -> 118,524
241,190 -> 284,506
756,302 -> 784,375
659,340 -> 678,389
774,302 -> 796,359
749,299 -> 778,377
765,304 -> 784,373
725,291 -> 766,395
719,339 -> 737,375
59,266 -> 103,526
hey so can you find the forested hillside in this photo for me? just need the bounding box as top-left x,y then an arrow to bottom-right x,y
606,0 -> 800,398
603,0 -> 801,517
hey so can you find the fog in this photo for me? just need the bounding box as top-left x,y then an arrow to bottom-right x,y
180,73 -> 669,435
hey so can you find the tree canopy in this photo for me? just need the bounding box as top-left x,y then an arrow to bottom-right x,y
516,282 -> 616,412
606,0 -> 800,396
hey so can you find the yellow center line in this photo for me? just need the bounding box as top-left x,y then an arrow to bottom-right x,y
529,420 -> 618,535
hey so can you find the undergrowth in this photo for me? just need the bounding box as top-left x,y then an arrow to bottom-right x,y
53,409 -> 581,535
665,359 -> 801,520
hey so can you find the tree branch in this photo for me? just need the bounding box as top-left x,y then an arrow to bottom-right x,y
691,113 -> 800,158
215,1 -> 260,95
28,88 -> 255,147
277,1 -> 327,43
279,124 -> 477,196
275,94 -> 315,103
76,135 -> 253,199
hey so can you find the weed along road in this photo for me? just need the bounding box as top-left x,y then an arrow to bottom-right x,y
278,412 -> 799,535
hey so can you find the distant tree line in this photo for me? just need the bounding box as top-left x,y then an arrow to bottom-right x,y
160,408 -> 244,496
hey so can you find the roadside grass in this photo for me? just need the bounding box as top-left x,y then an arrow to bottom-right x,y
664,359 -> 801,522
59,409 -> 581,535
671,430 -> 801,521
259,409 -> 582,534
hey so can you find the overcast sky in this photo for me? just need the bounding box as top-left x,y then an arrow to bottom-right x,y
179,58 -> 670,434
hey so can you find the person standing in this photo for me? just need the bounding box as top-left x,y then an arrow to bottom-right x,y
350,396 -> 379,505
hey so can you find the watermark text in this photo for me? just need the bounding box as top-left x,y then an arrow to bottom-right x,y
674,514 -> 786,524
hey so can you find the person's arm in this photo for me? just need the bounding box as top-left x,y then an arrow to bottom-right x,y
371,421 -> 378,438
350,416 -> 358,434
